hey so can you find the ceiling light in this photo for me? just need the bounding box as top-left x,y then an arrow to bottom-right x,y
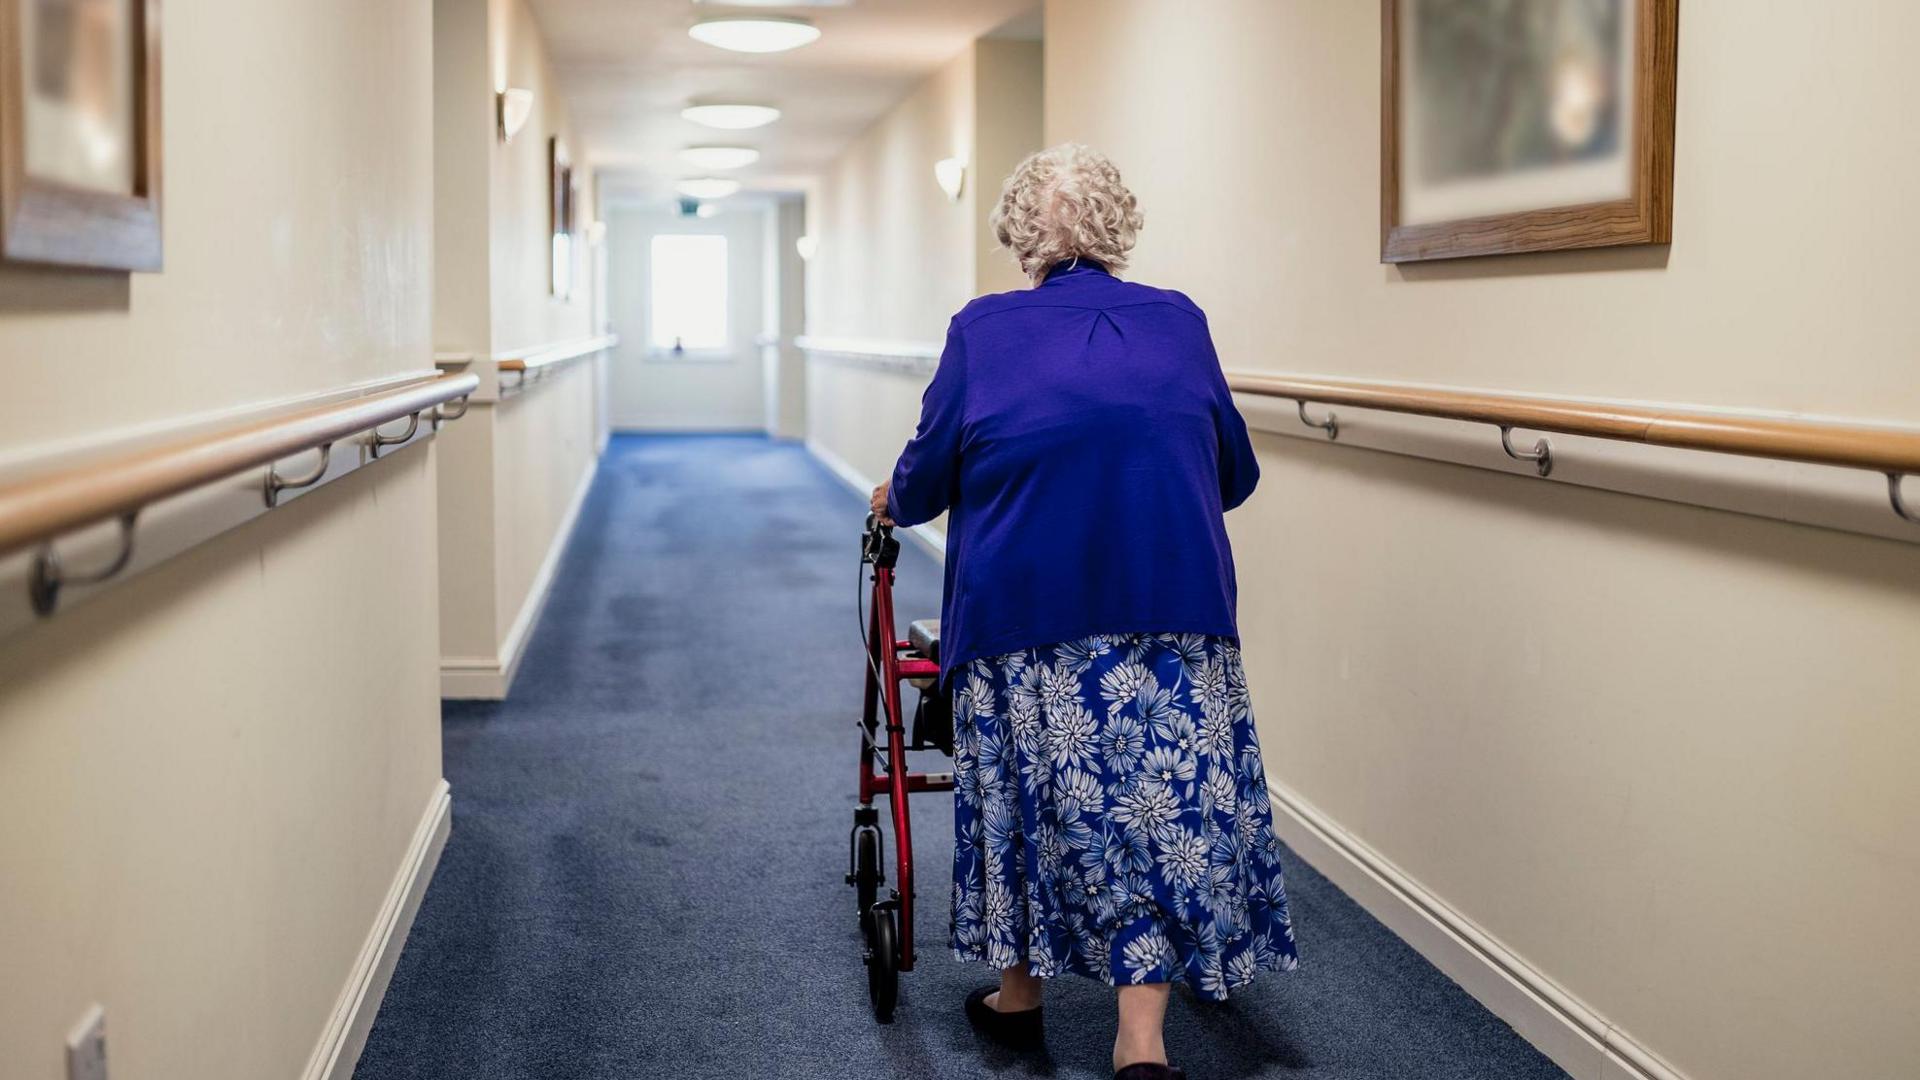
688,16 -> 821,54
681,103 -> 782,130
497,88 -> 533,143
676,177 -> 741,200
680,146 -> 760,171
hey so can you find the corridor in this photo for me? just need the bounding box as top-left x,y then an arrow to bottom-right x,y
5,2 -> 1919,1079
351,436 -> 1565,1080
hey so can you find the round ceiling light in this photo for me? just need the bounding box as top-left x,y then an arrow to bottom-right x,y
676,177 -> 742,200
688,16 -> 821,54
680,146 -> 761,171
681,103 -> 782,130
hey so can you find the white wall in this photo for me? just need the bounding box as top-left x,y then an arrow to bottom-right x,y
0,2 -> 444,1077
605,204 -> 769,432
803,38 -> 1044,506
763,197 -> 809,440
435,0 -> 605,697
1043,3 -> 1920,1079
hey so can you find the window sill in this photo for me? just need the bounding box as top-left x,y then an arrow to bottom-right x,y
644,348 -> 734,364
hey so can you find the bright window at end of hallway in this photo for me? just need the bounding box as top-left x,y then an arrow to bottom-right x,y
650,233 -> 729,355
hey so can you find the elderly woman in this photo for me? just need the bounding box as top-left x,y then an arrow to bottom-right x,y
869,144 -> 1297,1080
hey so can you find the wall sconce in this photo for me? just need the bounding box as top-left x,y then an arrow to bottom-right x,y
497,88 -> 534,143
934,157 -> 966,202
795,235 -> 818,261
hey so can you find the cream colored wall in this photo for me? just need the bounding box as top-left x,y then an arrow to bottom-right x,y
808,48 -> 978,343
436,0 -> 604,691
804,38 -> 1042,498
605,205 -> 769,432
434,0 -> 493,369
0,3 -> 433,448
488,0 -> 596,353
1045,3 -> 1920,1079
763,198 -> 808,440
0,2 -> 442,1077
805,357 -> 940,492
971,37 -> 1044,298
492,360 -> 600,634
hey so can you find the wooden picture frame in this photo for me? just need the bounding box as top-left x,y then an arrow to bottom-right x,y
549,135 -> 573,299
1381,0 -> 1676,263
0,0 -> 164,271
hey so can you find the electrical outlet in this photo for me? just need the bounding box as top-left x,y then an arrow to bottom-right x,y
66,1005 -> 107,1080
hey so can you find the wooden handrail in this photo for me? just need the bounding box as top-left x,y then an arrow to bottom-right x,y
1227,372 -> 1920,476
0,372 -> 479,559
496,334 -> 618,375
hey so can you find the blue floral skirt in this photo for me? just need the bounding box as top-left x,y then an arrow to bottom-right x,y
949,632 -> 1298,999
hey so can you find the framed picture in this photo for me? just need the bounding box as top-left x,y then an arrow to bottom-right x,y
550,135 -> 573,299
0,0 -> 163,271
1381,0 -> 1676,263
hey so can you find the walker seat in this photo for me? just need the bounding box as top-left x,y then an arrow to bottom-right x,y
907,619 -> 940,662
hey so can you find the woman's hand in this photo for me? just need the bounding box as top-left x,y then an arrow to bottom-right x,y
870,481 -> 893,525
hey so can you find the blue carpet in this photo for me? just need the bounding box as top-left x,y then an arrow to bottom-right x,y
354,433 -> 1570,1080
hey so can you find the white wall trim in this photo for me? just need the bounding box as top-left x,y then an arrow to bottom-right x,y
440,457 -> 598,699
0,366 -> 444,474
796,335 -> 942,377
609,425 -> 766,436
0,424 -> 445,644
806,436 -> 947,561
1234,383 -> 1920,547
303,779 -> 452,1080
1267,780 -> 1688,1080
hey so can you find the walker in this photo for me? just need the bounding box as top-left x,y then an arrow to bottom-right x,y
848,514 -> 953,1023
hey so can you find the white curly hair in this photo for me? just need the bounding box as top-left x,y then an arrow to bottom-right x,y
990,143 -> 1144,283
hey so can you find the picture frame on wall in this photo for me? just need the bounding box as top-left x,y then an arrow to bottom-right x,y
550,135 -> 573,299
0,0 -> 163,271
1381,0 -> 1677,263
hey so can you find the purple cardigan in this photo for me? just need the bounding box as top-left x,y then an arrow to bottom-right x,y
886,261 -> 1259,683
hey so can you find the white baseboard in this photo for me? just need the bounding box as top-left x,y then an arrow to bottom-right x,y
805,437 -> 947,561
303,779 -> 452,1080
608,424 -> 765,435
440,457 -> 598,699
1268,781 -> 1687,1080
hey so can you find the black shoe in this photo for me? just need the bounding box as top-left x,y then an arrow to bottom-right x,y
1114,1065 -> 1186,1080
963,986 -> 1044,1049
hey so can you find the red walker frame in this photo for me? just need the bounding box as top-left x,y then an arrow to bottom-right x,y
848,518 -> 952,1023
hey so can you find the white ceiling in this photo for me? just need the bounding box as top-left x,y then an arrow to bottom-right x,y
527,0 -> 1041,204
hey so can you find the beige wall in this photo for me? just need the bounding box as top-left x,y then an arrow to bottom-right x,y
804,37 -> 1044,499
434,0 -> 493,369
605,204 -> 770,432
436,0 -> 605,694
971,37 -> 1045,299
492,361 -> 600,630
488,0 -> 597,354
0,3 -> 443,1078
763,198 -> 809,440
1045,3 -> 1920,1079
808,48 -> 978,344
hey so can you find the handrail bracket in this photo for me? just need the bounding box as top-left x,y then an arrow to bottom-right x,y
1297,400 -> 1339,441
1891,473 -> 1918,525
1500,425 -> 1553,477
30,512 -> 139,617
264,442 -> 334,508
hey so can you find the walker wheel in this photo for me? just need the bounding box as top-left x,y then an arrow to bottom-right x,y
864,904 -> 901,1023
850,825 -> 883,924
